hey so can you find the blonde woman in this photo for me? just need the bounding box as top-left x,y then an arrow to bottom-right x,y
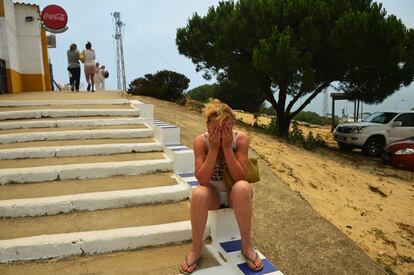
180,99 -> 263,274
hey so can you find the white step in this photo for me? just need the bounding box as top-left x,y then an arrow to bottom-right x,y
0,99 -> 129,107
0,128 -> 153,144
0,221 -> 193,263
0,158 -> 173,185
0,109 -> 140,121
0,142 -> 163,160
0,184 -> 190,217
0,117 -> 146,130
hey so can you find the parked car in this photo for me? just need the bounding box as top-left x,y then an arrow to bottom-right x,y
382,136 -> 414,171
333,111 -> 414,157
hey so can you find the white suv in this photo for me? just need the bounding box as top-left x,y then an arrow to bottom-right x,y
333,111 -> 414,157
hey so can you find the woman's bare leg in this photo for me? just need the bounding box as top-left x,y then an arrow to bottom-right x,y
90,73 -> 95,91
181,186 -> 220,272
85,71 -> 89,84
229,180 -> 262,268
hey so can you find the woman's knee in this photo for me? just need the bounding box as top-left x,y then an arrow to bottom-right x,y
191,186 -> 210,203
231,180 -> 252,197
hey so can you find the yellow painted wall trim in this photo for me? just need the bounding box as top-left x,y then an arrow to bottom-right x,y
41,29 -> 52,91
6,68 -> 23,93
22,73 -> 45,92
6,68 -> 46,93
0,0 -> 5,17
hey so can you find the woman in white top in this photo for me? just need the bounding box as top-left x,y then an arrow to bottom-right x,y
83,42 -> 96,92
180,99 -> 263,274
94,62 -> 103,91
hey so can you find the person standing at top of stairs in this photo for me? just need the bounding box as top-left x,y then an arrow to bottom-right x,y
67,43 -> 81,92
82,42 -> 96,92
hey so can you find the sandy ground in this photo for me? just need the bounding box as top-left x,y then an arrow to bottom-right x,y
234,112 -> 414,275
138,96 -> 413,275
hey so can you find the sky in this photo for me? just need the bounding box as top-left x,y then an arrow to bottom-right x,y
34,0 -> 414,115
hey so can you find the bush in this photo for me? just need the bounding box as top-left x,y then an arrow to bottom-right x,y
288,121 -> 305,144
294,111 -> 325,126
277,121 -> 326,150
186,84 -> 218,103
265,117 -> 280,136
259,104 -> 276,116
128,70 -> 190,102
185,99 -> 205,112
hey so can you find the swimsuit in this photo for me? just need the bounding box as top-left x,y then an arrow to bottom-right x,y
202,131 -> 240,207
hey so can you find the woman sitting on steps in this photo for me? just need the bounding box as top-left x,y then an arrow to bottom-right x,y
180,99 -> 263,274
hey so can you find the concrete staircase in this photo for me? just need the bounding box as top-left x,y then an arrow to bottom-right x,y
0,92 -> 282,274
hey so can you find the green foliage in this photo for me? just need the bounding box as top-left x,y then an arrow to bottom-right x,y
185,99 -> 205,112
213,80 -> 265,113
265,117 -> 280,136
292,111 -> 340,126
128,70 -> 190,102
176,0 -> 414,137
384,265 -> 396,275
305,132 -> 327,150
186,84 -> 218,103
287,121 -> 327,150
294,111 -> 325,125
259,104 -> 276,116
186,81 -> 264,113
288,121 -> 305,144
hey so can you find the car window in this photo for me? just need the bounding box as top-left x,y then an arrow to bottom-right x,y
363,112 -> 398,124
394,113 -> 414,127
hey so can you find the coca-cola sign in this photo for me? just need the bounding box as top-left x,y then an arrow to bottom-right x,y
41,5 -> 68,33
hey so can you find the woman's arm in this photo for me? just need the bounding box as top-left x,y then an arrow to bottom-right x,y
193,128 -> 220,186
222,129 -> 249,182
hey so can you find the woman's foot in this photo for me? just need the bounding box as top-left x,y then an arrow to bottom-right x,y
179,251 -> 201,274
242,248 -> 263,271
87,84 -> 91,91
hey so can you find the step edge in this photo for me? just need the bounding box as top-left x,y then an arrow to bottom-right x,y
0,117 -> 145,130
0,184 -> 191,217
0,158 -> 173,185
0,142 -> 164,160
0,128 -> 154,144
0,221 -> 192,263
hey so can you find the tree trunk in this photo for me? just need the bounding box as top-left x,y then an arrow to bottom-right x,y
276,110 -> 291,138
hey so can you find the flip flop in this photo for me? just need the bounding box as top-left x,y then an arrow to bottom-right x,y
242,251 -> 264,272
179,255 -> 200,275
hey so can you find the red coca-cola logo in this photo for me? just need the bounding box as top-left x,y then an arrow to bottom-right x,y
41,5 -> 68,30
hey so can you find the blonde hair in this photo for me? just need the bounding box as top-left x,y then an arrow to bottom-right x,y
202,99 -> 235,125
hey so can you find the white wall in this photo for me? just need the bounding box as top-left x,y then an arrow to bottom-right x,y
15,4 -> 43,74
0,0 -> 43,74
0,0 -> 20,71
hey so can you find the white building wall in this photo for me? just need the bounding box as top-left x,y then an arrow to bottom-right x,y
0,0 -> 20,71
15,4 -> 43,74
0,1 -> 42,74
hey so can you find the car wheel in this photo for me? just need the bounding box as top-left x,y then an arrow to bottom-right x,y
338,142 -> 354,151
363,137 -> 385,157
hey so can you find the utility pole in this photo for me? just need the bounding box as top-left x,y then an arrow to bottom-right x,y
323,90 -> 328,125
112,12 -> 126,91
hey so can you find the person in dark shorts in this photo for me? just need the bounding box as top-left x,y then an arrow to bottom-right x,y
67,43 -> 81,92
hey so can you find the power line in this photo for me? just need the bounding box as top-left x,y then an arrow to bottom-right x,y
122,23 -> 172,68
